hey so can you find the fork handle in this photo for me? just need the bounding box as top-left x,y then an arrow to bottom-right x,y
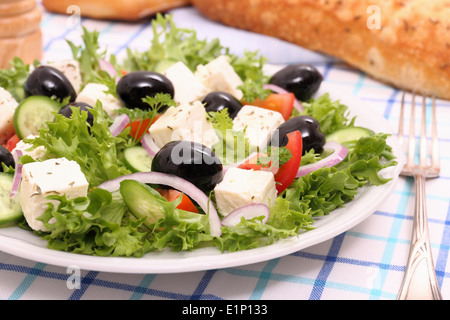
397,173 -> 442,300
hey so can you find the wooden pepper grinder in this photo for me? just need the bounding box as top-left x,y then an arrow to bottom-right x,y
0,0 -> 43,69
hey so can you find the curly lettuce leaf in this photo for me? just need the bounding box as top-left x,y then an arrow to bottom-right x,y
114,181 -> 214,252
1,163 -> 15,174
216,197 -> 314,252
0,57 -> 38,102
146,206 -> 215,252
35,182 -> 215,255
334,133 -> 397,185
40,180 -> 314,254
230,51 -> 270,102
28,101 -> 131,188
67,26 -> 106,85
121,13 -> 268,101
301,93 -> 355,135
122,13 -> 226,73
285,167 -> 360,217
38,188 -> 149,257
285,132 -> 397,217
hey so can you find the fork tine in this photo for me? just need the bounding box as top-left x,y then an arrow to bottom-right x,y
431,95 -> 440,172
407,92 -> 416,168
398,91 -> 406,146
420,95 -> 427,168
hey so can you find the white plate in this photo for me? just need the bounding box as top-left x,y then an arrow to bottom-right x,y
0,74 -> 404,274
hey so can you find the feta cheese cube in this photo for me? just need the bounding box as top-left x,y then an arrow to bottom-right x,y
232,105 -> 285,150
76,83 -> 122,118
12,135 -> 46,161
149,101 -> 219,149
195,55 -> 243,100
19,158 -> 89,231
214,167 -> 277,216
47,60 -> 83,94
163,61 -> 208,105
0,87 -> 19,144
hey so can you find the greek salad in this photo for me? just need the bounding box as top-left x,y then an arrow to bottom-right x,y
0,14 -> 397,257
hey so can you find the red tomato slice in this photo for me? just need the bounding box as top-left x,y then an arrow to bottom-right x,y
239,130 -> 302,194
238,152 -> 278,174
245,93 -> 295,120
157,189 -> 199,213
272,130 -> 302,194
126,116 -> 161,141
4,134 -> 20,152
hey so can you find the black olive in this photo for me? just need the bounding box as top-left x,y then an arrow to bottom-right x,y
272,116 -> 325,155
202,91 -> 243,119
0,146 -> 15,171
151,141 -> 223,195
59,102 -> 94,128
25,66 -> 77,102
269,64 -> 323,101
116,71 -> 174,111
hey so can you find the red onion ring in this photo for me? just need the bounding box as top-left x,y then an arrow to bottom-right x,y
99,59 -> 120,82
9,150 -> 23,197
140,133 -> 160,157
109,114 -> 130,137
263,83 -> 303,112
97,171 -> 222,237
263,83 -> 289,94
221,203 -> 270,227
296,142 -> 348,177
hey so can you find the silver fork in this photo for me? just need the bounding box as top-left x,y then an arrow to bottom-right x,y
397,92 -> 442,300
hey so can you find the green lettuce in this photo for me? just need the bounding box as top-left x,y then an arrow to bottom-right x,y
145,200 -> 215,252
285,167 -> 360,218
216,197 -> 314,252
38,188 -> 149,257
122,13 -> 226,73
335,133 -> 397,185
284,132 -> 397,217
27,101 -> 132,188
301,93 -> 355,135
67,27 -> 106,86
37,182 -> 216,255
0,57 -> 38,102
121,13 -> 269,102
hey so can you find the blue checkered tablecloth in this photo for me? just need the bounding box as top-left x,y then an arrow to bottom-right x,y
1,5 -> 450,301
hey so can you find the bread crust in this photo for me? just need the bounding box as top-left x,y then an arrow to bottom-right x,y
42,0 -> 190,21
191,0 -> 450,100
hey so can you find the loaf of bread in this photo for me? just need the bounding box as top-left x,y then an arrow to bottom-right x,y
42,0 -> 190,21
191,0 -> 450,100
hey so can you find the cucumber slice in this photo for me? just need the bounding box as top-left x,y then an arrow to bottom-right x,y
0,173 -> 22,225
123,146 -> 153,173
326,126 -> 374,144
14,96 -> 61,139
119,180 -> 166,228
